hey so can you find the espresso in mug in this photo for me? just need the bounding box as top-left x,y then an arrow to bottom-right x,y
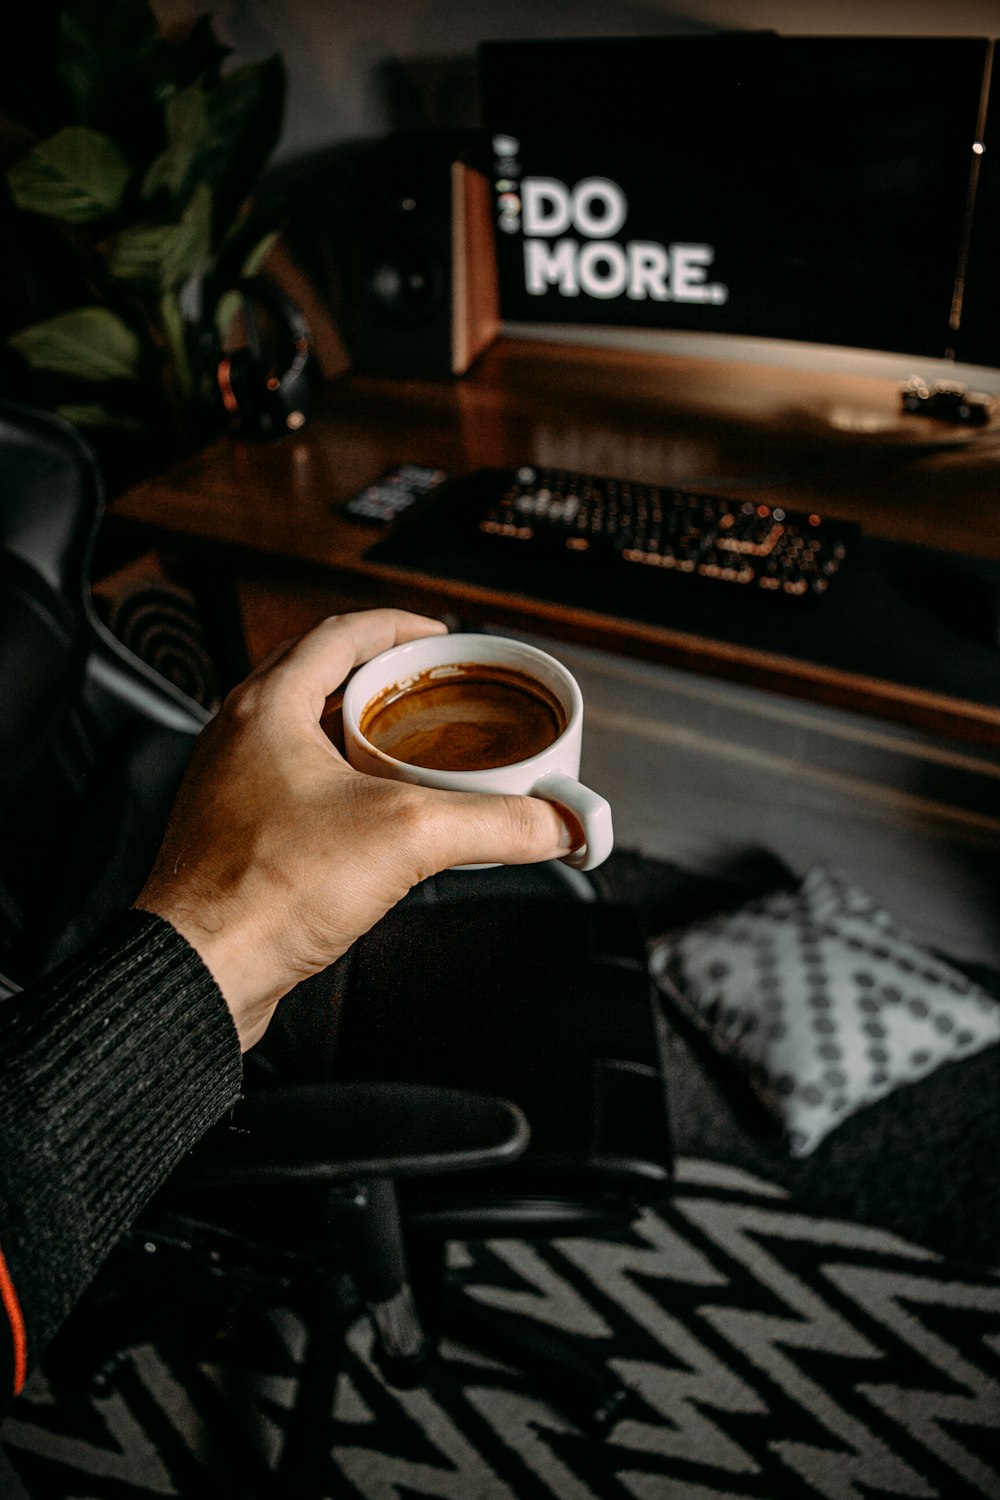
360,662 -> 568,771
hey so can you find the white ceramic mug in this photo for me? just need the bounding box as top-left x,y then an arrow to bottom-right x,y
342,632 -> 613,871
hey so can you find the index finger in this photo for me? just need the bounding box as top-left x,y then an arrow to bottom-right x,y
270,609 -> 448,715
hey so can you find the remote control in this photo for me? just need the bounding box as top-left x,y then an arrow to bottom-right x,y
342,463 -> 448,524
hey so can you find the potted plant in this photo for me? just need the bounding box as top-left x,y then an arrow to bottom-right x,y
0,0 -> 287,482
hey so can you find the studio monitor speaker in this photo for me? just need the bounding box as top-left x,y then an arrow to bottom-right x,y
356,136 -> 500,378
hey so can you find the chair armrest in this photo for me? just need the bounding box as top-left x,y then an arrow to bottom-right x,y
86,618 -> 211,735
173,1081 -> 530,1187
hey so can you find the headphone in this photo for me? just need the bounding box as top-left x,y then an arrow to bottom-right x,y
215,278 -> 318,440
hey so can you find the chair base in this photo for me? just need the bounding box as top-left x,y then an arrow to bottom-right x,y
432,1286 -> 630,1435
399,1237 -> 631,1436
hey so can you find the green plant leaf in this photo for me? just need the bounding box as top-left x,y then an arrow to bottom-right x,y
54,401 -> 150,433
200,56 -> 286,232
142,84 -> 210,204
241,230 -> 280,279
159,290 -> 193,402
170,13 -> 231,90
8,307 -> 143,382
58,0 -> 171,126
107,181 -> 213,289
213,287 -> 243,343
7,126 -> 132,223
167,180 -> 214,285
105,222 -> 178,286
203,194 -> 287,303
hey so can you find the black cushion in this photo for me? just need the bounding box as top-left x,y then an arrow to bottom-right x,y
258,899 -> 673,1223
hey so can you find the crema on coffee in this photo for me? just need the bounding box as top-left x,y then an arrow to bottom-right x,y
360,662 -> 567,771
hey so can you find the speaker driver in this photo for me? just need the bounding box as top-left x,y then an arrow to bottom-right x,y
368,248 -> 444,321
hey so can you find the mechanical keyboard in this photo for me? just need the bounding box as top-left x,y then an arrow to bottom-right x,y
466,465 -> 855,599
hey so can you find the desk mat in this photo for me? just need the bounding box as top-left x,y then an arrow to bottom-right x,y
368,496 -> 1000,711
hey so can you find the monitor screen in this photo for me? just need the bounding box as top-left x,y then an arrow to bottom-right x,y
479,35 -> 994,365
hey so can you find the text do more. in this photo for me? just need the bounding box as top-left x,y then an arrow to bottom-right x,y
519,177 -> 729,305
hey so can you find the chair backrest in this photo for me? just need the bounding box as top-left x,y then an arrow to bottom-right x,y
0,401 -> 208,990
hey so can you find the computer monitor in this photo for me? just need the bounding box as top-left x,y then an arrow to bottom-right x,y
479,35 -> 994,367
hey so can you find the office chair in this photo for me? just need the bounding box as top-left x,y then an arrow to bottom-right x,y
162,895 -> 672,1465
0,399 -> 210,991
0,401 -> 673,1490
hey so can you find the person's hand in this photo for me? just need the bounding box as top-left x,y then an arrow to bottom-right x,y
135,610 -> 577,1050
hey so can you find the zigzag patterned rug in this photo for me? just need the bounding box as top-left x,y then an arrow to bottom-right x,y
2,1157 -> 998,1499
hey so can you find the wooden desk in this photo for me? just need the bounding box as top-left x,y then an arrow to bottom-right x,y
107,337 -> 1000,745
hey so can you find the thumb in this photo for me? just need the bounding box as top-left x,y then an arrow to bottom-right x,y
419,787 -> 580,873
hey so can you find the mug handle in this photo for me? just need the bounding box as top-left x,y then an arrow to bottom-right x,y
531,771 -> 614,873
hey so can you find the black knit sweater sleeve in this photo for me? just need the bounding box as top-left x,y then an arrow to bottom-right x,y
0,909 -> 243,1404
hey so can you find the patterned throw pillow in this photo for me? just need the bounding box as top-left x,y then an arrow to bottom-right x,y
648,865 -> 1000,1157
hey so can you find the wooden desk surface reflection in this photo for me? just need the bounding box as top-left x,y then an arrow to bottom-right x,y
107,338 -> 1000,746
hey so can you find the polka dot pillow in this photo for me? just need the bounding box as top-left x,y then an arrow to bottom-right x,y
648,864 -> 1000,1157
